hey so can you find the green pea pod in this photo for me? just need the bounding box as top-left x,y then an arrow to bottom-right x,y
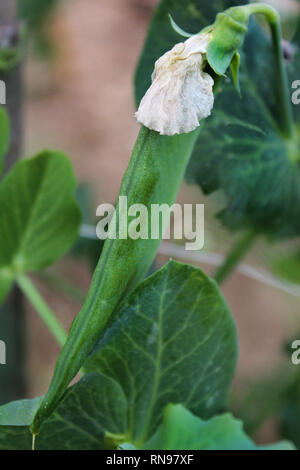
31,125 -> 200,435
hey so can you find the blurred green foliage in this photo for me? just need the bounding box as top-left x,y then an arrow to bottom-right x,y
272,250 -> 300,284
235,337 -> 300,449
17,0 -> 60,57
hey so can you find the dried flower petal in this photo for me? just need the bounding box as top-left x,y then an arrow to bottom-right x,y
135,34 -> 214,136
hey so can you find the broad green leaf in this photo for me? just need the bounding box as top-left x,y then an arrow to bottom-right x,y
0,261 -> 237,450
86,260 -> 237,445
0,151 -> 81,304
143,404 -> 295,450
0,106 -> 10,173
0,373 -> 127,450
0,426 -> 32,450
187,19 -> 300,239
37,373 -> 128,450
0,397 -> 41,426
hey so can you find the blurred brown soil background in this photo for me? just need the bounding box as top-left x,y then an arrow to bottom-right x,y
22,0 -> 300,443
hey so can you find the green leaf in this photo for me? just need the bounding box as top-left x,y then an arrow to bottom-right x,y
0,261 -> 237,450
0,106 -> 10,173
186,18 -> 300,239
134,0 -> 248,106
0,373 -> 127,450
0,396 -> 41,450
0,426 -> 32,450
86,260 -> 237,446
37,373 -> 128,450
143,404 -> 295,450
0,151 -> 81,304
0,397 -> 41,426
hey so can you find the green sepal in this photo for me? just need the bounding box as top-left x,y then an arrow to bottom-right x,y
168,15 -> 193,38
230,51 -> 241,95
206,7 -> 249,76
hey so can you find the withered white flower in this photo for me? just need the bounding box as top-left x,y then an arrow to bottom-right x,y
135,33 -> 214,136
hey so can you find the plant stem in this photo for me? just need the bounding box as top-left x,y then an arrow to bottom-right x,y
16,274 -> 67,347
270,21 -> 294,139
213,229 -> 257,285
246,3 -> 294,139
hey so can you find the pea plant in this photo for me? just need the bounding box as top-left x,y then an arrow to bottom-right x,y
0,0 -> 299,450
